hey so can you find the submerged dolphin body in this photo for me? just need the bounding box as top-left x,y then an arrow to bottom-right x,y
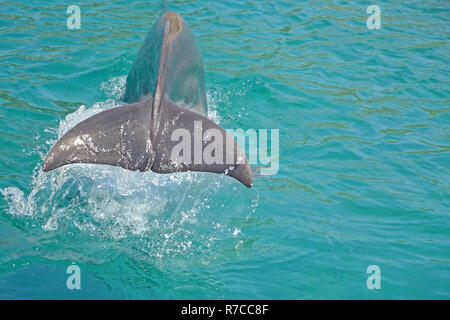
42,12 -> 252,187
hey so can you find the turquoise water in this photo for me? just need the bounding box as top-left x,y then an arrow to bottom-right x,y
0,0 -> 449,299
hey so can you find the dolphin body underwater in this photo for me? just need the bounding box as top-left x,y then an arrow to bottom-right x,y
42,12 -> 252,187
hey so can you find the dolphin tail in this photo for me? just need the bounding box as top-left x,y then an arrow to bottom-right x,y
42,96 -> 253,187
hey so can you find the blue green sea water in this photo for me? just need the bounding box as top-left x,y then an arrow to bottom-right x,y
0,0 -> 449,299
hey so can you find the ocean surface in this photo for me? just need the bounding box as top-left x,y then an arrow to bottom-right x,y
0,0 -> 449,299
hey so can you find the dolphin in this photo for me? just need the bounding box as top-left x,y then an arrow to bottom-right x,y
42,12 -> 252,187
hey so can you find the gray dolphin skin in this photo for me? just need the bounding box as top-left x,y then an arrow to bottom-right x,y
42,12 -> 253,187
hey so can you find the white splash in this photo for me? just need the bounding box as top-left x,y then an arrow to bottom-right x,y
100,76 -> 127,100
1,77 -> 257,260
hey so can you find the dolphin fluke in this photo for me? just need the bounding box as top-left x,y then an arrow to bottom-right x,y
43,95 -> 252,187
43,12 -> 253,187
